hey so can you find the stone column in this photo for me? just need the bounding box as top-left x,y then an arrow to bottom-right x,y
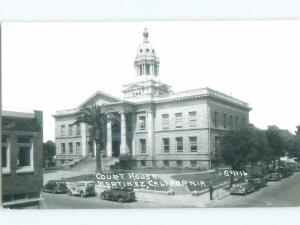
120,111 -> 128,154
147,111 -> 154,158
106,119 -> 112,157
131,113 -> 136,156
81,123 -> 87,157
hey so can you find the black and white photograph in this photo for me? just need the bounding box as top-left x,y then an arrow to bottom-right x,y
1,20 -> 300,211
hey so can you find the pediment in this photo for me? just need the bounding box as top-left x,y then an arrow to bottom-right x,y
78,91 -> 123,108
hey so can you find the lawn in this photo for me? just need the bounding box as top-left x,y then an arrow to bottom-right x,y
63,171 -> 170,191
171,170 -> 232,192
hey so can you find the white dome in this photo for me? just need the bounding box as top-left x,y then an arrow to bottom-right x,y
135,28 -> 158,59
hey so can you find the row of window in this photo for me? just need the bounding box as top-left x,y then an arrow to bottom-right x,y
138,111 -> 197,131
60,142 -> 81,155
140,160 -> 198,168
60,124 -> 81,137
2,136 -> 33,172
213,112 -> 246,129
139,136 -> 199,153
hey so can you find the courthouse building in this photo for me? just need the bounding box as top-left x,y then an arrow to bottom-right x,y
53,28 -> 251,169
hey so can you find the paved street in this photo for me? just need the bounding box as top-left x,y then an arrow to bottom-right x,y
208,172 -> 300,207
40,171 -> 300,208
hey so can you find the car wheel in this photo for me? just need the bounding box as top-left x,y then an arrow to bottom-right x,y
100,195 -> 106,200
118,197 -> 124,203
80,191 -> 86,198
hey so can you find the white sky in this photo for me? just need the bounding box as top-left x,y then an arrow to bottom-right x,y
2,21 -> 300,141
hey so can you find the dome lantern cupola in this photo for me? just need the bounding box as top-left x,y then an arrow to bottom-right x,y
134,28 -> 160,78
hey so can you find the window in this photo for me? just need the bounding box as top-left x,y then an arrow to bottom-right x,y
2,146 -> 8,168
189,111 -> 197,128
214,112 -> 218,128
76,142 -> 81,154
17,136 -> 33,170
2,136 -> 10,172
176,160 -> 183,168
229,115 -> 233,129
175,113 -> 183,128
146,64 -> 150,75
139,65 -> 143,75
17,136 -> 31,143
68,124 -> 73,136
140,139 -> 146,153
235,116 -> 239,129
163,138 -> 170,153
138,115 -> 146,130
61,125 -> 65,136
189,137 -> 198,152
141,160 -> 146,167
162,114 -> 169,129
176,137 -> 183,152
18,147 -> 31,167
69,143 -> 73,154
163,160 -> 169,167
76,125 -> 81,136
223,114 -> 227,129
88,142 -> 93,154
61,143 -> 66,154
154,65 -> 157,76
241,118 -> 245,127
191,160 -> 197,167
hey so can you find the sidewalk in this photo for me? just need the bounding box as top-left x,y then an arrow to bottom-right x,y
135,187 -> 231,207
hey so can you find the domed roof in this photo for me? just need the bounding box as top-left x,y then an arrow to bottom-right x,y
135,28 -> 157,58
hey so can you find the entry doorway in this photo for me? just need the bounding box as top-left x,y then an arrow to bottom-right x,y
112,140 -> 120,157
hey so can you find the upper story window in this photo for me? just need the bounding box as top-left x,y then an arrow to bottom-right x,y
68,124 -> 73,136
176,137 -> 183,152
223,114 -> 227,129
229,115 -> 233,129
241,118 -> 245,127
140,139 -> 146,153
146,64 -> 150,75
163,138 -> 170,153
139,65 -> 143,75
175,113 -> 183,128
2,136 -> 10,173
235,116 -> 239,129
189,111 -> 197,128
154,65 -> 158,76
61,125 -> 66,137
61,143 -> 66,154
138,115 -> 146,130
17,136 -> 33,171
162,114 -> 169,129
189,136 -> 198,152
76,124 -> 81,136
214,112 -> 218,128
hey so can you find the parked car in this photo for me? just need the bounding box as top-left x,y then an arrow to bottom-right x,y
67,181 -> 95,198
99,187 -> 136,202
230,181 -> 256,195
268,172 -> 282,181
43,180 -> 68,194
277,167 -> 293,178
248,177 -> 267,189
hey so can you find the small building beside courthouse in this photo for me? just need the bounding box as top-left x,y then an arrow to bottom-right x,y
2,109 -> 43,208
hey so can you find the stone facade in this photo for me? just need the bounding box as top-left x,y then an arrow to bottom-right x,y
1,110 -> 43,208
53,28 -> 251,169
